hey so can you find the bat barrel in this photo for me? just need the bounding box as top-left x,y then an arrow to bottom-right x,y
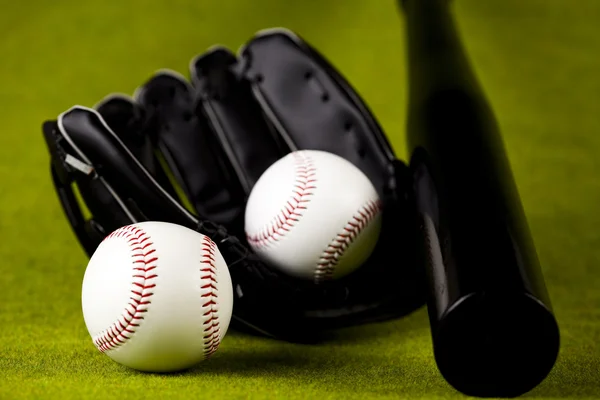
400,0 -> 560,397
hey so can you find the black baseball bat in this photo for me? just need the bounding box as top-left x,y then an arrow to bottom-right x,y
399,0 -> 560,397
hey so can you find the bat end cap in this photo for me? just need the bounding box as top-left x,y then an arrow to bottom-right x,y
433,292 -> 560,397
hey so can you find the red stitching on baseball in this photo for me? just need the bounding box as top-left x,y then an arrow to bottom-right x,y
93,225 -> 158,353
200,236 -> 221,358
314,199 -> 382,283
246,152 -> 316,247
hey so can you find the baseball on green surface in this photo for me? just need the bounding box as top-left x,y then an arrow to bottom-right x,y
81,222 -> 234,372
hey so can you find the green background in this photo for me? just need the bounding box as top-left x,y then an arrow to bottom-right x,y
1,0 -> 599,398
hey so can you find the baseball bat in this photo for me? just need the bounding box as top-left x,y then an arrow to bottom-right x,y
399,0 -> 560,397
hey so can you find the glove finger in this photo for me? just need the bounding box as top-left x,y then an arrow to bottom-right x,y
56,106 -> 197,228
133,70 -> 246,234
92,94 -> 178,198
190,46 -> 291,195
94,94 -> 144,139
238,28 -> 397,198
43,119 -> 135,254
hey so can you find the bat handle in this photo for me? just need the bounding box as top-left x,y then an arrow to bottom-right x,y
400,0 -> 561,397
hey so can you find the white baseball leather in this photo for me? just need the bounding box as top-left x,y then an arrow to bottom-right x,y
245,150 -> 382,282
81,221 -> 233,372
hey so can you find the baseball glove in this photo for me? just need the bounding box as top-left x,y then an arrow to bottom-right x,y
42,28 -> 425,343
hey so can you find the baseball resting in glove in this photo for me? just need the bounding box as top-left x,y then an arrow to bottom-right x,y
42,28 -> 425,343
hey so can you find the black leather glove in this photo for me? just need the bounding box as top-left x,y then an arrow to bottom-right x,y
42,28 -> 425,343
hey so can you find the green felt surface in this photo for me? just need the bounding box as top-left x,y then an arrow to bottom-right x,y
1,0 -> 599,398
